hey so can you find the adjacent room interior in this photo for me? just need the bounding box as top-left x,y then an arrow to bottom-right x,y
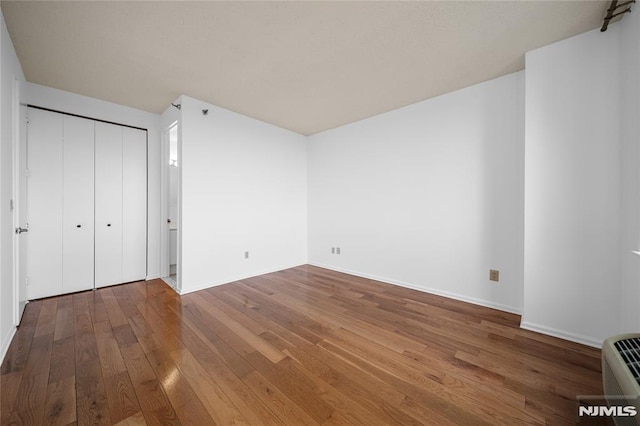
1,1 -> 639,424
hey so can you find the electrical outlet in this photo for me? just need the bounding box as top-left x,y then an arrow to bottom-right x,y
244,251 -> 249,259
489,269 -> 499,282
336,247 -> 341,255
331,247 -> 335,254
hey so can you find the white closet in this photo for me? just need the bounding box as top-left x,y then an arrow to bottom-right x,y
26,107 -> 147,300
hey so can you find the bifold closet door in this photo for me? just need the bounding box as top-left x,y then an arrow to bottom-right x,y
26,108 -> 64,300
95,122 -> 147,287
122,127 -> 147,283
27,110 -> 146,297
62,115 -> 95,293
95,122 -> 123,287
27,109 -> 95,299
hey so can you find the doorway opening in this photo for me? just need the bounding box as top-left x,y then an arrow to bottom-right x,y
162,122 -> 179,289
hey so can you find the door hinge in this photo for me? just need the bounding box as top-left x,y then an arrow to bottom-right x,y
10,199 -> 13,211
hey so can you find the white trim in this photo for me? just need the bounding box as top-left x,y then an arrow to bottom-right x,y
308,262 -> 522,315
11,78 -> 20,326
520,320 -> 602,348
1,325 -> 16,363
175,121 -> 182,294
177,263 -> 307,295
159,124 -> 170,280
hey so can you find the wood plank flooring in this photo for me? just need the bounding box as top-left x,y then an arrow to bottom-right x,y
1,265 -> 606,425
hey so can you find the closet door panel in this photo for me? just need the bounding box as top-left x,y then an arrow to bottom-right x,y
26,108 -> 63,299
122,127 -> 147,282
95,122 -> 123,287
62,116 -> 95,293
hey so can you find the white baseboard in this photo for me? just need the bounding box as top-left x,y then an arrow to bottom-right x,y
307,262 -> 522,315
308,263 -> 606,348
178,263 -> 308,295
520,321 -> 602,348
1,326 -> 17,365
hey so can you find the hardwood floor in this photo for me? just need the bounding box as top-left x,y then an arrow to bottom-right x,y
1,265 -> 606,425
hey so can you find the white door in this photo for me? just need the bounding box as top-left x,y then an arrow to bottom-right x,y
95,122 -> 123,287
62,115 -> 95,293
122,127 -> 147,282
26,108 -> 64,299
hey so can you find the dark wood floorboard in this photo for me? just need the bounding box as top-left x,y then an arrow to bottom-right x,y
1,265 -> 609,425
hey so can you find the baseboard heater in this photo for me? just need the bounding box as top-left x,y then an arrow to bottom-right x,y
602,334 -> 640,425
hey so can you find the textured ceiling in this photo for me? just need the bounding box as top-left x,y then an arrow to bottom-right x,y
2,1 -> 609,135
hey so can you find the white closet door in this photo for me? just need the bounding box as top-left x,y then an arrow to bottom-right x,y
122,127 -> 147,282
26,108 -> 64,299
95,122 -> 123,287
62,115 -> 95,293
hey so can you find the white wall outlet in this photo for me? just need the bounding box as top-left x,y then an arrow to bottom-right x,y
331,247 -> 335,254
244,251 -> 249,259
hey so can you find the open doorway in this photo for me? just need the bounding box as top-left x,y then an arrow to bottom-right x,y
162,122 -> 179,289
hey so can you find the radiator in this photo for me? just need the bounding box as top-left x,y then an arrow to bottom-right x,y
602,333 -> 640,425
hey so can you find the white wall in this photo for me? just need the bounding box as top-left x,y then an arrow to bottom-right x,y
619,8 -> 640,333
523,27 -> 623,346
308,72 -> 525,314
179,95 -> 307,293
0,10 -> 25,359
22,82 -> 163,281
